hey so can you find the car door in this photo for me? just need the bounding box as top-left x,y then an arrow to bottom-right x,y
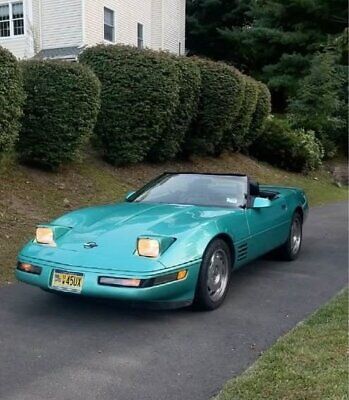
246,195 -> 290,258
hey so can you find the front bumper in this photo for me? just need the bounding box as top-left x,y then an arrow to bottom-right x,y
15,256 -> 201,307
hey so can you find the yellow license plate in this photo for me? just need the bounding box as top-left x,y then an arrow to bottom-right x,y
51,270 -> 84,293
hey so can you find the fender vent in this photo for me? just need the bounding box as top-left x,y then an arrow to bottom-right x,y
237,243 -> 248,261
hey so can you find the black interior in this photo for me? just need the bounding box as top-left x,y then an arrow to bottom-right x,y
249,181 -> 279,200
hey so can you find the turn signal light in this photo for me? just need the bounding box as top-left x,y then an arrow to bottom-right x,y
153,270 -> 188,286
17,262 -> 42,275
177,270 -> 187,280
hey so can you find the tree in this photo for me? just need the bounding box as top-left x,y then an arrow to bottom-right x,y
186,0 -> 252,67
187,0 -> 348,109
287,51 -> 346,157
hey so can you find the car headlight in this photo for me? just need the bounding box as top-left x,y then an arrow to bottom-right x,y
137,238 -> 160,258
36,227 -> 55,246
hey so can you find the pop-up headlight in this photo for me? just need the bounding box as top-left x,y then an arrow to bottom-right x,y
137,238 -> 160,258
136,236 -> 176,258
36,227 -> 55,246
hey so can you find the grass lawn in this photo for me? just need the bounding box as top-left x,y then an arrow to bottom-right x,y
215,289 -> 348,400
0,151 -> 347,284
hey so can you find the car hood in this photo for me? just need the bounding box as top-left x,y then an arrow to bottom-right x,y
54,202 -> 237,239
20,202 -> 239,273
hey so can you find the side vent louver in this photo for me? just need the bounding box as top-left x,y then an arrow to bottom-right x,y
237,243 -> 248,261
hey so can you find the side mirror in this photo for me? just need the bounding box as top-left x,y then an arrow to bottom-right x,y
252,197 -> 271,209
125,191 -> 135,201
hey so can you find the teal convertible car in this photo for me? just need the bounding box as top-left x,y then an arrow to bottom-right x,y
16,173 -> 308,310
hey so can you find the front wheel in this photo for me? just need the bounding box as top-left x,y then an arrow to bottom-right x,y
279,212 -> 303,261
194,239 -> 232,311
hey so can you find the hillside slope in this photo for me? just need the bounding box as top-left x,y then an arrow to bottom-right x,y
0,152 -> 347,284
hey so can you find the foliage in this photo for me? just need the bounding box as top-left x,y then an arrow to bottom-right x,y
287,51 -> 347,158
251,117 -> 324,173
18,61 -> 100,169
247,81 -> 272,147
79,45 -> 180,165
184,58 -> 244,156
229,76 -> 259,151
335,66 -> 349,155
148,56 -> 201,162
186,0 -> 252,66
187,0 -> 348,109
0,46 -> 24,154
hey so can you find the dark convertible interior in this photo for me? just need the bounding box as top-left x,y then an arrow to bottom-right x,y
249,181 -> 279,200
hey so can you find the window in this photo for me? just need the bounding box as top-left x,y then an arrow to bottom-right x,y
137,23 -> 143,49
12,2 -> 24,35
104,7 -> 115,42
0,4 -> 10,37
0,2 -> 24,38
129,173 -> 248,208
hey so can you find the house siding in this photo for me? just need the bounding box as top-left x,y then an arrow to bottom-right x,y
40,0 -> 82,49
31,0 -> 40,53
179,0 -> 185,53
162,0 -> 185,55
0,37 -> 28,58
0,0 -> 185,58
84,0 -> 152,48
151,0 -> 162,51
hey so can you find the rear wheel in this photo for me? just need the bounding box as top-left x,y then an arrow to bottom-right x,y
194,239 -> 232,311
279,212 -> 303,261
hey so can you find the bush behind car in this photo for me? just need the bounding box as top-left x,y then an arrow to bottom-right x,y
79,45 -> 181,165
250,117 -> 324,172
184,58 -> 245,156
17,61 -> 101,169
147,56 -> 202,162
0,46 -> 24,155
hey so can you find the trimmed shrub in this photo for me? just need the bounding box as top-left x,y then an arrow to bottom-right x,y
250,117 -> 324,173
0,46 -> 24,154
247,81 -> 271,147
230,75 -> 259,151
79,45 -> 180,165
184,58 -> 244,156
18,61 -> 100,169
148,56 -> 201,162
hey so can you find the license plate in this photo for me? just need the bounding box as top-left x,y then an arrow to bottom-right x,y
51,270 -> 84,293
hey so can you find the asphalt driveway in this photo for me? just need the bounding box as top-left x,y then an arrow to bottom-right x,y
0,202 -> 347,400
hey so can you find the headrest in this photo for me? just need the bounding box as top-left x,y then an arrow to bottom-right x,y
249,181 -> 260,196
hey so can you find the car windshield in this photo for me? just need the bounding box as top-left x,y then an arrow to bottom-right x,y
128,174 -> 248,208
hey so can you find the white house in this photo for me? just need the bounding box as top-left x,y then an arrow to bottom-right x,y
0,0 -> 186,60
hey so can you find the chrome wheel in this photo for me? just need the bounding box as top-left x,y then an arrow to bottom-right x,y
290,217 -> 302,255
207,249 -> 229,302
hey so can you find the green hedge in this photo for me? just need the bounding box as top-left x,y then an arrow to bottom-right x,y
79,45 -> 180,165
18,61 -> 100,169
184,59 -> 244,156
0,46 -> 24,154
148,56 -> 201,162
230,76 -> 259,151
247,81 -> 271,147
251,117 -> 324,172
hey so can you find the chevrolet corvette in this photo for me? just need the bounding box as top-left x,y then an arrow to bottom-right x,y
16,173 -> 308,310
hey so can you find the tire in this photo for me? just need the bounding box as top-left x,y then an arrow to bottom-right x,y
279,211 -> 303,261
194,239 -> 232,311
